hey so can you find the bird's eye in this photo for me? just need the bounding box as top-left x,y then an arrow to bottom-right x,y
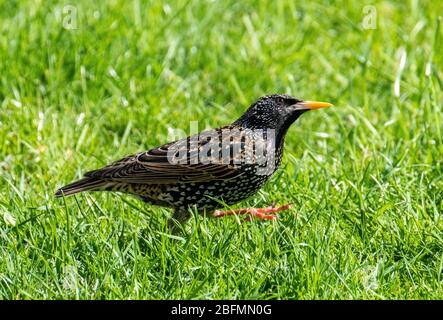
277,98 -> 284,104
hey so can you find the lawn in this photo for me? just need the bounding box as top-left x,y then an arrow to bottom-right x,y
0,0 -> 442,299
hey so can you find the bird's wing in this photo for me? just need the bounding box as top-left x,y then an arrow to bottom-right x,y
84,129 -> 247,184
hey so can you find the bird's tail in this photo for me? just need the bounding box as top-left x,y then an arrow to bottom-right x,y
55,177 -> 110,197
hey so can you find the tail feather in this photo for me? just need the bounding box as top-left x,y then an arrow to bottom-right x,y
55,177 -> 109,197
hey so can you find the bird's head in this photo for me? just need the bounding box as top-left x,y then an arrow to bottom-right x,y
234,94 -> 332,133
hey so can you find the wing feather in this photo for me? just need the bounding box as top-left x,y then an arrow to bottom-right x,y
84,127 -> 248,184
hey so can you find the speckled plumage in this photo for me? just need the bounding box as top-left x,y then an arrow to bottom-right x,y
56,94 -> 331,229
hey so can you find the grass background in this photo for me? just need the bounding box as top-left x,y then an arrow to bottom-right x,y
0,0 -> 442,299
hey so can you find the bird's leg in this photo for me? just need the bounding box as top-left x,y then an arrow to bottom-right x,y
213,203 -> 292,221
168,209 -> 191,234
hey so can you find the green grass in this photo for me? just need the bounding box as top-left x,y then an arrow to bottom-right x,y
1,0 -> 442,299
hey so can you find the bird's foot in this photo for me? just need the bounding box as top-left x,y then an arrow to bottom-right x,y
213,203 -> 292,221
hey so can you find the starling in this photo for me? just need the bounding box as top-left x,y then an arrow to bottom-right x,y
55,94 -> 332,230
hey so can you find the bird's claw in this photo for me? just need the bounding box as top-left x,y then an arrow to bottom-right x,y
213,203 -> 292,221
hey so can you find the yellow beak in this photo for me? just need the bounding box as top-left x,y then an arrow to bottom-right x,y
300,101 -> 334,110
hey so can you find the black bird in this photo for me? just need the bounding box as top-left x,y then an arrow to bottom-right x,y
56,94 -> 332,230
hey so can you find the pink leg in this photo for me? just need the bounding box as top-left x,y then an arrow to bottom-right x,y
213,203 -> 292,221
